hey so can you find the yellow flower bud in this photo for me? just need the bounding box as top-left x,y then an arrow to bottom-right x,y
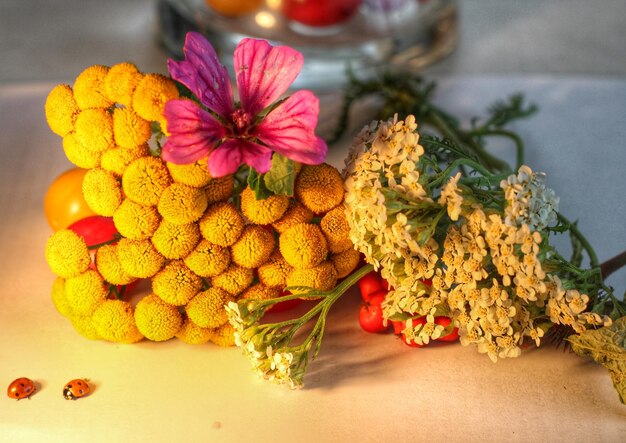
117,237 -> 165,278
152,260 -> 202,306
209,322 -> 236,347
279,223 -> 328,269
158,182 -> 208,225
176,318 -> 213,344
184,239 -> 230,278
272,200 -> 314,234
134,294 -> 183,341
205,174 -> 235,204
199,202 -> 244,247
113,199 -> 161,240
330,247 -> 360,279
74,108 -> 115,153
166,157 -> 212,188
257,250 -> 293,288
151,219 -> 200,259
62,132 -> 102,169
286,261 -> 338,296
104,62 -> 143,107
69,313 -> 100,340
100,144 -> 149,177
45,229 -> 91,278
45,84 -> 80,137
73,65 -> 113,109
113,107 -> 151,149
240,186 -> 289,224
132,73 -> 179,122
92,300 -> 144,343
82,168 -> 123,216
95,244 -> 137,285
185,287 -> 234,328
320,205 -> 352,253
51,277 -> 72,318
122,156 -> 172,206
231,225 -> 275,269
240,283 -> 280,301
211,264 -> 253,295
64,269 -> 108,315
295,163 -> 344,213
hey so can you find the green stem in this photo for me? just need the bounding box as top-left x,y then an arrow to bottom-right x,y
557,213 -> 599,268
469,129 -> 525,169
87,233 -> 122,250
600,250 -> 626,280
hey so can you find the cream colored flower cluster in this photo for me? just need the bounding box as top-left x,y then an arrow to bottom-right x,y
343,115 -> 610,362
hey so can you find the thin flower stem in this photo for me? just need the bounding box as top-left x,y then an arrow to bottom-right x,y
557,213 -> 599,268
469,129 -> 525,169
87,234 -> 122,250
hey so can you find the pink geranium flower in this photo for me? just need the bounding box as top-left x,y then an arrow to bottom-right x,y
162,32 -> 327,177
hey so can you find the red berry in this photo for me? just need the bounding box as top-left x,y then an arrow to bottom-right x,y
434,316 -> 459,342
358,292 -> 388,333
358,271 -> 388,302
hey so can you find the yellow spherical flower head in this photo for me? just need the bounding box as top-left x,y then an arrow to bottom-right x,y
104,62 -> 143,107
95,244 -> 137,285
64,269 -> 108,315
151,219 -> 200,259
320,205 -> 353,253
286,261 -> 338,297
62,132 -> 102,169
101,144 -> 150,177
211,264 -> 254,295
184,239 -> 231,277
279,223 -> 328,269
185,287 -> 234,329
51,277 -> 72,318
82,168 -> 123,216
134,294 -> 183,341
75,108 -> 115,153
158,182 -> 208,225
199,202 -> 244,247
166,157 -> 212,188
132,73 -> 179,122
45,84 -> 80,137
240,186 -> 289,224
240,283 -> 280,302
257,250 -> 294,288
69,313 -> 101,340
295,163 -> 344,214
176,317 -> 213,344
205,174 -> 235,204
272,200 -> 314,234
330,247 -> 361,279
92,300 -> 143,344
73,65 -> 113,110
113,107 -> 151,149
113,198 -> 160,240
117,237 -> 165,278
152,260 -> 202,306
122,156 -> 172,206
209,322 -> 236,347
231,224 -> 275,269
45,229 -> 91,278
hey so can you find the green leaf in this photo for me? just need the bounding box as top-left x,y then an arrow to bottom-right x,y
247,168 -> 273,200
264,154 -> 296,196
568,316 -> 626,404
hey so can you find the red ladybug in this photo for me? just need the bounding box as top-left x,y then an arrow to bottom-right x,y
7,377 -> 37,400
63,379 -> 91,400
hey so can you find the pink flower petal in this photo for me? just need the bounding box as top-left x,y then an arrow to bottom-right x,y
207,139 -> 273,177
254,90 -> 327,165
234,38 -> 304,117
162,99 -> 226,164
167,32 -> 234,118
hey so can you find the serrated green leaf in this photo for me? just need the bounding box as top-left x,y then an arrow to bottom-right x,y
264,154 -> 296,196
247,168 -> 273,200
568,316 -> 626,404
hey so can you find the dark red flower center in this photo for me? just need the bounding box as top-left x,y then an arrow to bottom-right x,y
230,108 -> 253,136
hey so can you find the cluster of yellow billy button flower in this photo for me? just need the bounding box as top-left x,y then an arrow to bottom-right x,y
44,64 -> 357,346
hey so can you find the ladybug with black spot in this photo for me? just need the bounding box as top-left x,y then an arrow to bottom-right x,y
7,377 -> 37,400
63,379 -> 91,400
